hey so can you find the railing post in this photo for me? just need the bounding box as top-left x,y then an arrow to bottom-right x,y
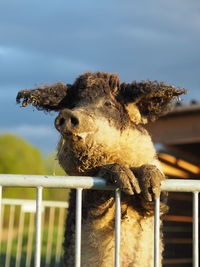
154,197 -> 160,267
26,212 -> 35,267
35,186 -> 43,267
45,207 -> 55,266
193,192 -> 199,267
75,188 -> 83,267
15,211 -> 25,267
5,205 -> 15,267
115,189 -> 121,267
55,208 -> 65,264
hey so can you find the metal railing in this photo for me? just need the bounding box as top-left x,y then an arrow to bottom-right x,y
0,174 -> 199,267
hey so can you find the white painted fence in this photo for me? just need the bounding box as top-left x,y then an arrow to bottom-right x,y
0,197 -> 67,267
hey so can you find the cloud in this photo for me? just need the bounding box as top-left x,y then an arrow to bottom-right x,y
0,124 -> 57,138
0,45 -> 94,88
1,0 -> 200,88
0,0 -> 200,153
0,124 -> 60,154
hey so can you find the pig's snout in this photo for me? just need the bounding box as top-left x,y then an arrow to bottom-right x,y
55,109 -> 80,135
55,109 -> 95,137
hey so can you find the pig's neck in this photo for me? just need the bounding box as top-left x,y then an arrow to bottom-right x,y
57,126 -> 158,175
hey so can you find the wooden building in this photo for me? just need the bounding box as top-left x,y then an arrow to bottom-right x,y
147,103 -> 200,266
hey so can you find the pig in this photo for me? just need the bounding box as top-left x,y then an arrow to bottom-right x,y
16,72 -> 185,267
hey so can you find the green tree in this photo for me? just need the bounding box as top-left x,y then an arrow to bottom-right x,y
0,134 -> 69,201
0,134 -> 46,199
45,151 -> 66,176
43,152 -> 69,201
0,134 -> 45,175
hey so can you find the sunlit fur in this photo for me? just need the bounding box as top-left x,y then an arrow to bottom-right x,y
57,110 -> 163,267
57,116 -> 160,175
80,208 -> 159,267
125,103 -> 148,124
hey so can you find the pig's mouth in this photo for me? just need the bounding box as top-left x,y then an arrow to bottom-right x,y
62,130 -> 95,140
76,131 -> 94,139
64,131 -> 73,137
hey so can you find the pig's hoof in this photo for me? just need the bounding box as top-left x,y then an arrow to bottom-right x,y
133,164 -> 165,202
98,163 -> 141,195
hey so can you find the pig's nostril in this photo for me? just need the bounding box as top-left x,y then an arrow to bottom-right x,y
55,116 -> 65,132
70,116 -> 79,127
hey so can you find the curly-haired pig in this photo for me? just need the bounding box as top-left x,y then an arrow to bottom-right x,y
17,72 -> 186,266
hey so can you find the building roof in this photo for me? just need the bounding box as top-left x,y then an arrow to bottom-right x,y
147,102 -> 200,164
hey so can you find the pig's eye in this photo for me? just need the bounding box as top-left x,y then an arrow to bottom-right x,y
104,101 -> 114,107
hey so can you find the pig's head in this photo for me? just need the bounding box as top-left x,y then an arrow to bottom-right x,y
17,72 -> 186,175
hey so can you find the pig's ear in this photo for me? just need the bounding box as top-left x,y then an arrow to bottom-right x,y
107,73 -> 120,94
118,80 -> 186,123
16,82 -> 72,112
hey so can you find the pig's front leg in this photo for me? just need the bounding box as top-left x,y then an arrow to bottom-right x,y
132,165 -> 164,201
97,163 -> 141,195
132,164 -> 168,213
97,163 -> 167,214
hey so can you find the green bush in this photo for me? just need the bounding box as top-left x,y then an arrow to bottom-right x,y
0,134 -> 45,175
0,134 -> 69,201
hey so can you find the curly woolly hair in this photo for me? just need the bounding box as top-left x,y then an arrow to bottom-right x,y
16,72 -> 186,121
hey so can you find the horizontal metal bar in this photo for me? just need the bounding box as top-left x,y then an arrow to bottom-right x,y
2,198 -> 68,208
0,174 -> 112,189
161,179 -> 200,192
0,175 -> 200,192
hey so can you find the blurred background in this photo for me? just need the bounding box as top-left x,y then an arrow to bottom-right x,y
0,0 -> 200,155
0,1 -> 200,266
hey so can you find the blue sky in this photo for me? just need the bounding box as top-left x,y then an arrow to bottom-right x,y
0,0 -> 200,154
